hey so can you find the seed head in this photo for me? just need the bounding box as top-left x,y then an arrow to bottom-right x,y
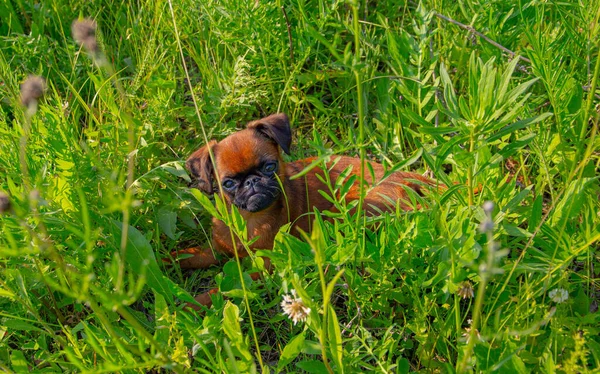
457,281 -> 475,299
0,192 -> 11,214
482,201 -> 494,215
72,18 -> 99,55
461,327 -> 482,344
479,201 -> 495,233
20,75 -> 46,108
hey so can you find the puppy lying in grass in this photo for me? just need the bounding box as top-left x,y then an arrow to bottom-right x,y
173,113 -> 438,308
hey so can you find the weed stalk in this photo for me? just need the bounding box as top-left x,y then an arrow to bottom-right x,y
167,1 -> 264,371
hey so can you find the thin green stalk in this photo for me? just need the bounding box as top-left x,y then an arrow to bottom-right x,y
315,246 -> 334,374
352,2 -> 366,243
458,228 -> 494,372
467,130 -> 475,207
18,114 -> 32,192
92,44 -> 137,293
580,4 -> 600,143
167,1 -> 264,371
450,243 -> 462,340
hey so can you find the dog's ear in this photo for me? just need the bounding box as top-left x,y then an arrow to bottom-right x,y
186,140 -> 217,194
247,113 -> 292,155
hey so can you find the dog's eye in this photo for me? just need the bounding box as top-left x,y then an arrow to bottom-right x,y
222,179 -> 236,189
263,161 -> 277,173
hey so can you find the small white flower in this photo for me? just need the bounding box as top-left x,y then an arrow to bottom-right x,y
281,290 -> 311,325
549,288 -> 568,304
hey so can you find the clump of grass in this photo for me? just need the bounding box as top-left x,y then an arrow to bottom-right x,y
0,1 -> 598,373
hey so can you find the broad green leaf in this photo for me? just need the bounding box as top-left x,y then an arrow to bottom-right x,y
4,319 -> 44,332
422,262 -> 449,288
153,291 -> 169,344
296,360 -> 329,373
327,304 -> 343,372
111,221 -> 195,304
397,358 -> 410,374
157,208 -> 178,240
301,340 -> 323,355
529,195 -> 544,231
190,189 -> 219,218
10,350 -> 29,373
542,351 -> 556,373
222,302 -> 253,362
162,163 -> 191,182
0,287 -> 15,299
277,332 -> 306,371
573,288 -> 591,316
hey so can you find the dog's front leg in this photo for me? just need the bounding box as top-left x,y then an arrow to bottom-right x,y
168,247 -> 223,269
185,256 -> 273,310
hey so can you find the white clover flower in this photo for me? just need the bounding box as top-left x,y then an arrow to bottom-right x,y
549,288 -> 569,304
281,290 -> 311,325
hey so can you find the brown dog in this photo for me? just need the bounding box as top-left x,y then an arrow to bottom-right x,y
176,113 -> 438,308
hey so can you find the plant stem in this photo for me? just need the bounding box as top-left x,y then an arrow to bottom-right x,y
458,229 -> 494,372
315,244 -> 334,374
352,1 -> 366,245
467,130 -> 475,206
167,2 -> 265,371
433,12 -> 531,64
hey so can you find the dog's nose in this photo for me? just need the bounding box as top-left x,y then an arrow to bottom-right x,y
244,175 -> 260,188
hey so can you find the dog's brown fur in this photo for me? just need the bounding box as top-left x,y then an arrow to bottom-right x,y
176,113 -> 438,308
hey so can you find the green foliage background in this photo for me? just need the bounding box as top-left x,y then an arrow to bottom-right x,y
0,0 -> 599,372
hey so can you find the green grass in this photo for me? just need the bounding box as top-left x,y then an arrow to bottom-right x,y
1,0 -> 599,372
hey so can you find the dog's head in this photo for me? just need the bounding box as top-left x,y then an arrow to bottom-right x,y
186,113 -> 292,213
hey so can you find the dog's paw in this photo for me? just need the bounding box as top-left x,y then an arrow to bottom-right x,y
163,247 -> 221,269
185,288 -> 219,311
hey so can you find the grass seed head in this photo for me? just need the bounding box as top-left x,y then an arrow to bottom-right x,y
479,201 -> 495,233
457,281 -> 474,299
482,201 -> 494,215
20,75 -> 46,108
72,18 -> 99,55
0,192 -> 11,214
